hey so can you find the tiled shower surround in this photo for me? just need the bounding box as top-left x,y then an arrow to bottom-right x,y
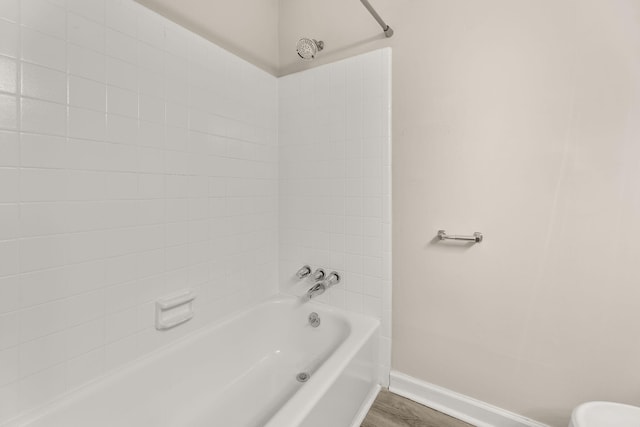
0,0 -> 279,421
0,0 -> 391,422
278,49 -> 392,385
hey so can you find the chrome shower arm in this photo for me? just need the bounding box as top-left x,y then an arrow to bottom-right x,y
360,0 -> 394,38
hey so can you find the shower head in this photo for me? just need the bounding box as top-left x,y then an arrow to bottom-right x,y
296,38 -> 324,61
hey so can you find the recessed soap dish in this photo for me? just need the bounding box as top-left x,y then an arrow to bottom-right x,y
155,290 -> 196,331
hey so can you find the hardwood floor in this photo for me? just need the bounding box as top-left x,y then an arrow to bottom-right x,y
361,389 -> 475,427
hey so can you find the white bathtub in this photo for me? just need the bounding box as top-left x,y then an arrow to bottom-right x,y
5,295 -> 380,427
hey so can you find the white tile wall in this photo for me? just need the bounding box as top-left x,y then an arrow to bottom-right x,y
0,0 -> 278,422
278,48 -> 392,385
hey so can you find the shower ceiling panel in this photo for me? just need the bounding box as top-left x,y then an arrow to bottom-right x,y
135,0 -> 280,74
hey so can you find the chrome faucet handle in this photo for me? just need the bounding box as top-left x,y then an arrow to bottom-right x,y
311,268 -> 325,281
296,265 -> 312,279
325,271 -> 340,286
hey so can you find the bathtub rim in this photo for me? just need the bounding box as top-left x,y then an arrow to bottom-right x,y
3,293 -> 380,427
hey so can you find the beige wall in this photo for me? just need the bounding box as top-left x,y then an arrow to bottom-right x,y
278,0 -> 640,426
135,0 -> 280,74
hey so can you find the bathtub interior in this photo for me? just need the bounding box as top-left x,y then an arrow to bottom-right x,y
5,296 -> 379,427
290,330 -> 379,427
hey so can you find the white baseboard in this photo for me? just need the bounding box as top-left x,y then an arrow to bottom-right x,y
350,383 -> 381,427
389,371 -> 549,427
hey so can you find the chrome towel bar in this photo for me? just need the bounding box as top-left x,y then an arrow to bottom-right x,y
437,230 -> 483,243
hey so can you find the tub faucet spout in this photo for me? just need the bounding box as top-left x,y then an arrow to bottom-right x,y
306,282 -> 327,299
304,271 -> 341,301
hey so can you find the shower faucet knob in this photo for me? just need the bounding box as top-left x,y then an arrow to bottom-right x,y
311,268 -> 325,281
296,265 -> 312,279
325,271 -> 340,287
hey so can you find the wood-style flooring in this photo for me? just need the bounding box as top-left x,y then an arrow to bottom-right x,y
361,390 -> 475,427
